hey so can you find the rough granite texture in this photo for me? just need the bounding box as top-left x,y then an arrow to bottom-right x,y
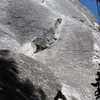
0,0 -> 100,100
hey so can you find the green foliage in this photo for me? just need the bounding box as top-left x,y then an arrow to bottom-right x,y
91,67 -> 100,99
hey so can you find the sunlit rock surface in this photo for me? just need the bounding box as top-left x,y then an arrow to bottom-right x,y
0,0 -> 100,100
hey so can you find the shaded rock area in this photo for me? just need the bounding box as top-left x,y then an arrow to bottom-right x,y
9,50 -> 62,100
0,0 -> 100,100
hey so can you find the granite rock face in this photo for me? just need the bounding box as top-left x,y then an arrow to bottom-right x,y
0,0 -> 100,100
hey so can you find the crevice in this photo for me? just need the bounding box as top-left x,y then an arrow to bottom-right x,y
54,90 -> 67,100
42,0 -> 45,3
72,16 -> 85,23
32,18 -> 62,53
79,19 -> 84,23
